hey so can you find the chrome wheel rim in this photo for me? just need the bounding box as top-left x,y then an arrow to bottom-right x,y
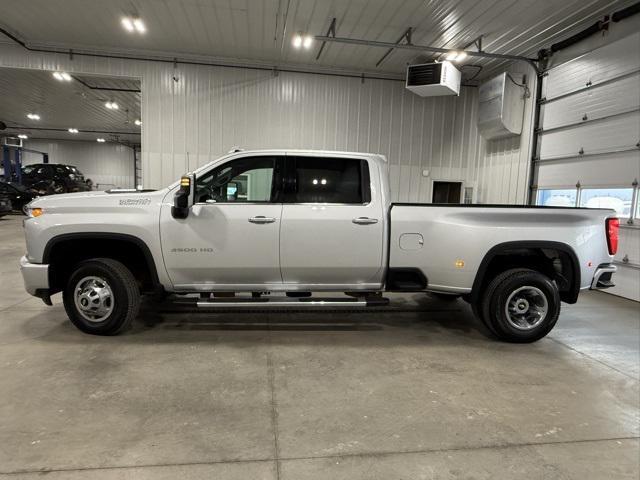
505,286 -> 548,331
74,276 -> 114,322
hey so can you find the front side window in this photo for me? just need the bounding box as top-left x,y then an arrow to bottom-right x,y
290,157 -> 368,204
195,156 -> 276,204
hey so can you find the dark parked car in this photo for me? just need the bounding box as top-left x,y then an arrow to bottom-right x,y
0,181 -> 38,214
21,163 -> 91,195
0,192 -> 11,218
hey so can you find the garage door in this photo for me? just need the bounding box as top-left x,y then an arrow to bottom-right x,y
535,31 -> 640,301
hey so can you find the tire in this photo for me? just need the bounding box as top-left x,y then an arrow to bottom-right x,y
480,268 -> 560,343
475,268 -> 529,336
63,258 -> 140,335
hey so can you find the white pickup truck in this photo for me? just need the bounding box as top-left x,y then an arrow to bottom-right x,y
20,149 -> 619,342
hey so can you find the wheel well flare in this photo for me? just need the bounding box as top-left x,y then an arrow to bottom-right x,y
43,234 -> 159,294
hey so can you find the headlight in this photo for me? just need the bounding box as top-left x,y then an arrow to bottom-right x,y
26,207 -> 44,218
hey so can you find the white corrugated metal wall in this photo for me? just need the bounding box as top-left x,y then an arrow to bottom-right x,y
1,43 -> 531,204
22,139 -> 135,189
143,63 -> 486,203
0,42 -> 541,205
536,21 -> 640,301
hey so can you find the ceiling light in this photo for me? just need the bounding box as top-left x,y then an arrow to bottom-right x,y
134,119 -> 142,126
105,101 -> 119,110
121,17 -> 134,32
303,35 -> 313,49
122,16 -> 146,34
68,128 -> 79,133
96,138 -> 106,143
53,71 -> 72,81
18,134 -> 28,139
133,18 -> 146,33
292,33 -> 303,48
445,51 -> 459,61
444,51 -> 468,62
27,113 -> 40,120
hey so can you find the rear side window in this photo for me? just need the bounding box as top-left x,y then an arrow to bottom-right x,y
65,166 -> 82,175
290,157 -> 369,204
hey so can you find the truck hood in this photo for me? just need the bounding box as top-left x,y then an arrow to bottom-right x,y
28,189 -> 169,213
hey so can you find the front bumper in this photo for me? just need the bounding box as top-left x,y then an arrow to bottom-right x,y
590,264 -> 617,289
20,255 -> 50,296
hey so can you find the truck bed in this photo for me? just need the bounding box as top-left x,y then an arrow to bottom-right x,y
388,203 -> 616,294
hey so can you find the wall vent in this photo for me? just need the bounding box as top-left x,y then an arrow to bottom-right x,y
478,72 -> 525,139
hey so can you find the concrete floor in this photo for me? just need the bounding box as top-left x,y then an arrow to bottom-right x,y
0,214 -> 638,479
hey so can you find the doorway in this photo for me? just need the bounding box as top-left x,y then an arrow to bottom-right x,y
432,181 -> 462,203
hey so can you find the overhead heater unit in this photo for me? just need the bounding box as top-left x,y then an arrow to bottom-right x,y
405,61 -> 461,97
478,72 -> 525,140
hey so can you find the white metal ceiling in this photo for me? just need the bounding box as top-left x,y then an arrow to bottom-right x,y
0,0 -> 636,78
0,68 -> 141,144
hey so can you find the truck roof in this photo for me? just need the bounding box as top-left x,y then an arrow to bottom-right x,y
230,149 -> 388,164
188,149 -> 388,179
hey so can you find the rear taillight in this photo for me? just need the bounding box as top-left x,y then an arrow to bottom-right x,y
606,218 -> 619,256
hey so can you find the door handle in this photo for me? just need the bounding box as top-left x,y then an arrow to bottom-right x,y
352,217 -> 379,225
249,216 -> 276,224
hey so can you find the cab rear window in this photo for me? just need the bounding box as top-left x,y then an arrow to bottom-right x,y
289,157 -> 370,204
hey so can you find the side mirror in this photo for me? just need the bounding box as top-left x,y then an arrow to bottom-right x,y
172,173 -> 195,219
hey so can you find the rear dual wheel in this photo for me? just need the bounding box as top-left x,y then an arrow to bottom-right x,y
478,268 -> 560,343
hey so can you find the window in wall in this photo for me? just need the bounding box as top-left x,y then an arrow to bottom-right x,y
536,189 -> 577,207
290,157 -> 367,204
195,156 -> 276,203
579,187 -> 634,217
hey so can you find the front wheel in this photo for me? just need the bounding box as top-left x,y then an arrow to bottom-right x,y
63,258 -> 140,335
480,269 -> 560,343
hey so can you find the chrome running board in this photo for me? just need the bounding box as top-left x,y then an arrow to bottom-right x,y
196,296 -> 388,308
